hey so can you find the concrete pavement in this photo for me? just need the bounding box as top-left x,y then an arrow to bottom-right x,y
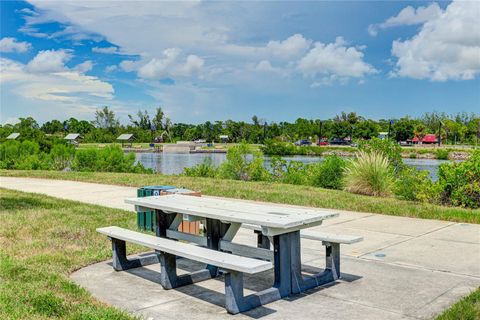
1,176 -> 479,319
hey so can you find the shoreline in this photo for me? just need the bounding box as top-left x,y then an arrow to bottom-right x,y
124,147 -> 471,160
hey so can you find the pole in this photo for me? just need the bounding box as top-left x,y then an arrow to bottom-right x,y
263,122 -> 267,143
438,121 -> 442,147
388,120 -> 392,140
319,121 -> 323,141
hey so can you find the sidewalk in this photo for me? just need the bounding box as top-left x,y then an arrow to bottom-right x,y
1,176 -> 479,319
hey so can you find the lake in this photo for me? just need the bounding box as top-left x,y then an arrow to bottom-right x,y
135,152 -> 453,180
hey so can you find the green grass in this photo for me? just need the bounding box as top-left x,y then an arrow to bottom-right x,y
435,288 -> 480,320
2,170 -> 479,224
0,188 -> 139,320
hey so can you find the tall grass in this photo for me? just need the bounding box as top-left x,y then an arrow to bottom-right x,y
345,151 -> 394,196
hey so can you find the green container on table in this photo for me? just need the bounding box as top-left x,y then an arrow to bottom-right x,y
136,186 -> 175,231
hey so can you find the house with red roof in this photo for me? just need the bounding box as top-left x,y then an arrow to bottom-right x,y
412,134 -> 438,144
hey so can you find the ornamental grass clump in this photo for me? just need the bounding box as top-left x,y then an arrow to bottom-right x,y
345,150 -> 394,197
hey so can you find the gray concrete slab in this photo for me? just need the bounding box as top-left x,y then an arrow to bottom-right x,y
362,236 -> 480,277
2,176 -> 480,319
337,214 -> 455,237
71,252 -> 479,320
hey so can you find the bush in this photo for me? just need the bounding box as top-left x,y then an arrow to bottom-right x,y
217,143 -> 270,181
359,138 -> 403,172
309,155 -> 346,189
394,167 -> 431,201
50,144 -> 75,170
184,158 -> 218,178
72,145 -> 150,173
281,161 -> 308,185
435,150 -> 480,208
435,149 -> 449,160
0,140 -> 48,170
344,151 -> 394,196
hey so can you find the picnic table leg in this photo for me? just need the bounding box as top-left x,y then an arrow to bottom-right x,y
110,237 -> 159,271
155,209 -> 177,238
289,233 -> 339,294
205,218 -> 230,276
158,250 -> 214,289
254,230 -> 271,249
272,232 -> 293,297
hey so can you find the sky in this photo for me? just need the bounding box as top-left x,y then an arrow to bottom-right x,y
0,0 -> 479,125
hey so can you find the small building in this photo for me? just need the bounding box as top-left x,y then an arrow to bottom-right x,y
378,132 -> 389,139
64,133 -> 82,146
412,134 -> 438,145
219,135 -> 229,143
116,133 -> 135,148
6,132 -> 20,140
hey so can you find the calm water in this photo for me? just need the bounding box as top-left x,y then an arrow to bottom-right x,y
135,152 -> 453,180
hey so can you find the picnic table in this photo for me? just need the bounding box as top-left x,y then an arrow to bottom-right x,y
98,194 -> 364,313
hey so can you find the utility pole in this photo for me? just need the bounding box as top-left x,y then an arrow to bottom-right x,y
319,120 -> 323,141
263,122 -> 267,143
438,121 -> 442,147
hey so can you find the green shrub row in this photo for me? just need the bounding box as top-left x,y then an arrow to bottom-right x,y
185,142 -> 480,209
0,140 -> 150,174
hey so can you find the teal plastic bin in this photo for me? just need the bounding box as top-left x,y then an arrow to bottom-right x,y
136,186 -> 175,231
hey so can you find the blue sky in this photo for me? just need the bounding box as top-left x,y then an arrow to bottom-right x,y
1,0 -> 479,125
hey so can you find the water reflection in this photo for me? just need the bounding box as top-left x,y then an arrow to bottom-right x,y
135,152 -> 455,181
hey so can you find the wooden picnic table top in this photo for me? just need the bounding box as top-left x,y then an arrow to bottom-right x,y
125,194 -> 338,229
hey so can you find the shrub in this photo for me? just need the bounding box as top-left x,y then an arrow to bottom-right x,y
281,161 -> 308,185
344,151 -> 394,196
217,143 -> 270,181
435,150 -> 480,208
435,148 -> 449,160
72,145 -> 150,173
50,144 -> 75,170
394,167 -> 431,201
359,138 -> 403,172
269,156 -> 287,180
261,139 -> 296,155
409,153 -> 417,159
184,158 -> 218,178
309,155 -> 346,189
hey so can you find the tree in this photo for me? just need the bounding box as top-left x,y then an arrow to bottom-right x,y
128,110 -> 151,130
393,118 -> 416,141
152,107 -> 165,131
41,120 -> 64,134
93,106 -> 119,131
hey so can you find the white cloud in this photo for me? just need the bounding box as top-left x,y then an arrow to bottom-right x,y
74,60 -> 93,73
368,3 -> 442,36
266,34 -> 312,59
391,1 -> 480,81
0,37 -> 31,53
1,57 -> 113,104
133,48 -> 205,80
297,37 -> 377,81
104,65 -> 118,73
26,49 -> 72,73
21,1 -> 375,88
92,46 -> 119,54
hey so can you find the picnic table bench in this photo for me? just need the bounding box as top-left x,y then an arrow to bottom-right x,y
98,194 -> 363,314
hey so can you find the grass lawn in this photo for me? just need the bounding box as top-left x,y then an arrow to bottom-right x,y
1,170 -> 479,224
0,188 -> 139,319
0,188 -> 478,320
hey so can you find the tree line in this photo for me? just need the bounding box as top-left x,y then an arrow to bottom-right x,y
1,107 -> 479,145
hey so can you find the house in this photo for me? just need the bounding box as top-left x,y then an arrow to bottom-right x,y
219,135 -> 229,143
412,134 -> 438,144
6,132 -> 20,140
378,132 -> 389,139
64,133 -> 82,146
116,133 -> 135,148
